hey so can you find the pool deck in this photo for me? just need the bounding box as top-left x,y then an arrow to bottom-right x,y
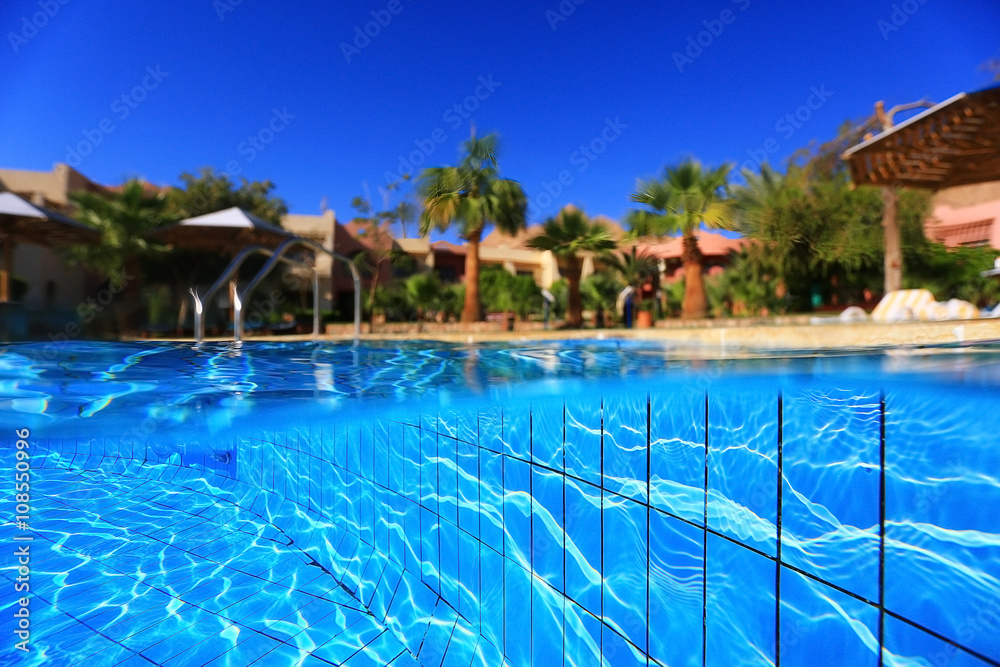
176,318 -> 1000,350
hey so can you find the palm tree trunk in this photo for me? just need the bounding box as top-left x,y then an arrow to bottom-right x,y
565,258 -> 583,328
881,186 -> 902,294
368,259 -> 380,334
462,229 -> 483,323
681,233 -> 706,319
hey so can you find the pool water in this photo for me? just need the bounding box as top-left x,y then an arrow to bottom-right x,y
1,340 -> 999,666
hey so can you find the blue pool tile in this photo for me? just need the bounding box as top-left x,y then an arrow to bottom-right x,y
532,467 -> 564,594
420,426 -> 439,515
370,559 -> 404,623
778,568 -> 878,666
470,637 -> 504,667
649,508 -> 704,667
883,613 -> 994,667
385,571 -> 438,650
532,572 -> 565,666
603,393 -> 649,503
602,627 -> 648,667
374,419 -> 390,488
458,441 -> 480,539
502,405 -> 530,461
479,546 -> 504,653
565,395 -> 602,486
419,599 -> 459,667
885,387 -> 1000,661
402,425 -> 421,504
705,533 -> 775,667
389,421 -> 405,495
564,600 -> 602,667
503,456 -> 531,570
440,518 -> 460,607
480,406 -> 504,454
650,389 -> 706,524
479,449 -> 505,555
458,530 -> 481,628
708,390 -> 778,557
358,548 -> 389,609
360,422 -> 375,483
781,387 -> 880,601
504,559 -> 531,666
532,398 -> 564,471
420,506 -> 441,594
441,619 -> 479,667
603,492 -> 647,654
439,436 -> 459,527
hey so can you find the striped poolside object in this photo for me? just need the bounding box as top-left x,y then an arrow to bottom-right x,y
945,298 -> 980,321
871,289 -> 936,322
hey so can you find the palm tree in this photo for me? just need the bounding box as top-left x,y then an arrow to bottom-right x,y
627,159 -> 734,319
418,133 -> 527,322
526,206 -> 617,327
69,180 -> 175,331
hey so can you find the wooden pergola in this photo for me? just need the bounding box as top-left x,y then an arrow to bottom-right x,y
842,84 -> 1000,293
843,85 -> 1000,189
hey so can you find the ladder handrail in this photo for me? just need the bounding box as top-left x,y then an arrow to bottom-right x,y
235,237 -> 361,346
190,245 -> 316,344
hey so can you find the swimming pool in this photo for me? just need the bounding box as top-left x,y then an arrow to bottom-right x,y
1,340 -> 999,666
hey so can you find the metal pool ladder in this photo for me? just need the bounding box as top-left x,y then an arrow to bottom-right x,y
190,238 -> 362,346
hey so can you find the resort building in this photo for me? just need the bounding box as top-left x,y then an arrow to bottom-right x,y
925,181 -> 1000,248
0,164 -> 102,328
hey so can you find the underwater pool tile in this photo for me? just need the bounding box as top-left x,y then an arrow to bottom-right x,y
501,406 -> 530,465
705,534 -> 776,667
370,559 -> 404,624
707,390 -> 779,558
313,620 -> 389,665
344,626 -> 408,666
564,600 -> 602,667
503,559 -> 531,666
531,398 -> 564,471
478,545 -> 504,652
778,567 -> 878,666
603,394 -> 649,503
532,467 -> 564,594
602,493 -> 647,653
389,650 -> 422,667
385,571 -> 438,650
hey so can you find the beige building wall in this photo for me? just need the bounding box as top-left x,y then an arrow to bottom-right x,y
0,163 -> 97,315
280,210 -> 337,309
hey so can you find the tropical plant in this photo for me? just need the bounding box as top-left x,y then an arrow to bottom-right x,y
733,161 -> 931,309
69,180 -> 177,330
404,271 -> 444,320
526,206 -> 617,327
580,271 -> 622,322
479,266 -> 542,321
418,132 -> 527,322
165,168 -> 288,224
606,250 -> 659,296
627,159 -> 734,319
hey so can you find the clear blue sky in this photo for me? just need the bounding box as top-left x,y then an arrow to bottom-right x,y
1,0 -> 997,238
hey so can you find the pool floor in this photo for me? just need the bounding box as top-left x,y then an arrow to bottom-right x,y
0,466 -> 416,667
